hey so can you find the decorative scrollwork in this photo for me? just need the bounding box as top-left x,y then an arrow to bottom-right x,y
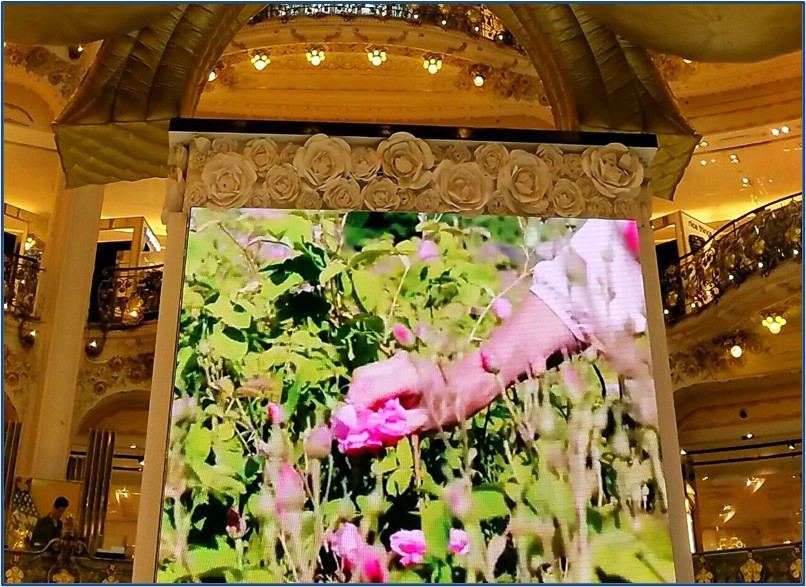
692,544 -> 802,584
97,265 -> 163,331
662,195 -> 802,324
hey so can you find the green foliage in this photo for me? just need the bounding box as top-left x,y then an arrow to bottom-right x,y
159,209 -> 675,584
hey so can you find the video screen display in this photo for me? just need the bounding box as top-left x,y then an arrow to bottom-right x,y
158,208 -> 675,583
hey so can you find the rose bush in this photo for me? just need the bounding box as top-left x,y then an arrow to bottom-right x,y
160,208 -> 673,584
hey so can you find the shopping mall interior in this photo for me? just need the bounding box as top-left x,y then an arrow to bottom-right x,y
1,4 -> 802,584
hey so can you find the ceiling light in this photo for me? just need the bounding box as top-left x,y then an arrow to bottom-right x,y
139,459 -> 145,466
306,47 -> 326,66
474,26 -> 480,32
683,58 -> 692,64
729,345 -> 743,358
788,443 -> 796,450
741,177 -> 750,186
762,314 -> 786,334
702,476 -> 709,481
680,449 -> 687,455
698,140 -> 709,148
441,19 -> 447,25
250,52 -> 270,71
29,330 -> 37,338
208,70 -> 218,82
423,54 -> 443,75
771,128 -> 780,136
742,432 -> 754,441
729,154 -> 740,164
700,159 -> 707,166
367,48 -> 387,67
473,74 -> 485,87
498,34 -> 505,41
130,444 -> 137,449
781,125 -> 790,134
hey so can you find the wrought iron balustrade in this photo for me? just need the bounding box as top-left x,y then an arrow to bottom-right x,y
3,254 -> 42,318
249,3 -> 520,49
661,194 -> 802,324
96,265 -> 163,330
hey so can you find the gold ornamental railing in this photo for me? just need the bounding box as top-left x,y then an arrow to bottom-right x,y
3,254 -> 42,319
661,194 -> 802,324
249,3 -> 520,49
96,265 -> 163,331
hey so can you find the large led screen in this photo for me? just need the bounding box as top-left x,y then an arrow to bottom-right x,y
159,208 -> 675,583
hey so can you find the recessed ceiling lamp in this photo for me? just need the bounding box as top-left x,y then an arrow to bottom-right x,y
761,314 -> 786,334
250,51 -> 271,71
306,47 -> 326,66
781,125 -> 790,134
741,177 -> 751,186
367,48 -> 387,67
473,74 -> 485,87
729,154 -> 740,164
423,54 -> 443,75
741,432 -> 754,441
771,128 -> 780,136
208,70 -> 218,82
729,345 -> 743,358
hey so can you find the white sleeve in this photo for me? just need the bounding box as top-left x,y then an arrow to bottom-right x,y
530,219 -> 647,345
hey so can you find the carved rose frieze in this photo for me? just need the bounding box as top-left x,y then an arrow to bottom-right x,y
3,344 -> 33,416
75,353 -> 155,417
167,131 -> 651,221
4,44 -> 85,102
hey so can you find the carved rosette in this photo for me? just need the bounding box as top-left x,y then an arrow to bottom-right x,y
168,132 -> 651,220
75,353 -> 155,419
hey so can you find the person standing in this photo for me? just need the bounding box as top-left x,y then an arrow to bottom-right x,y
30,496 -> 68,548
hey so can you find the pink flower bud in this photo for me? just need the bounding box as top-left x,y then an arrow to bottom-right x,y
304,425 -> 333,459
392,324 -> 416,348
225,508 -> 247,539
273,461 -> 306,512
448,528 -> 470,556
444,479 -> 472,519
267,402 -> 286,425
491,296 -> 512,321
480,349 -> 501,375
417,239 -> 440,262
414,322 -> 430,342
621,221 -> 640,258
358,545 -> 389,583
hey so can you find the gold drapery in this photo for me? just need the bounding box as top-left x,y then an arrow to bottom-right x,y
44,3 -> 795,196
581,5 -> 802,63
3,4 -> 180,45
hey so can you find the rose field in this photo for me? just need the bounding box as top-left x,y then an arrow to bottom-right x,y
157,207 -> 675,583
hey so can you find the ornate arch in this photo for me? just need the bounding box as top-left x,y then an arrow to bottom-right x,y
52,4 -> 698,199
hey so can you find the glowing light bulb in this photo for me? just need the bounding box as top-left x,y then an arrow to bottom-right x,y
771,128 -> 780,136
367,49 -> 387,67
473,74 -> 485,87
306,48 -> 325,66
251,53 -> 270,71
730,345 -> 743,358
208,70 -> 217,82
781,125 -> 790,134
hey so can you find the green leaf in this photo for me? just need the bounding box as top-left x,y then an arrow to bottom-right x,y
192,462 -> 247,498
242,569 -> 280,583
186,541 -> 238,577
390,568 -> 425,583
320,260 -> 347,284
396,437 -> 413,469
185,422 -> 213,462
472,487 -> 510,521
352,269 -> 384,313
421,500 -> 450,560
207,328 -> 248,362
387,467 -> 413,496
207,296 -> 251,330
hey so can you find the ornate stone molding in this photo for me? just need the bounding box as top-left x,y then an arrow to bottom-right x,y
669,330 -> 766,386
75,352 -> 155,420
166,130 -> 652,221
3,343 -> 35,417
4,44 -> 85,102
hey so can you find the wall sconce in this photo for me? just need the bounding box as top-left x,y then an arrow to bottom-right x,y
85,331 -> 107,357
761,314 -> 786,334
250,51 -> 271,71
306,47 -> 326,66
18,323 -> 37,348
423,54 -> 443,75
367,47 -> 387,67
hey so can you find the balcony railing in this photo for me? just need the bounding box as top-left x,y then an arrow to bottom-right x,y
661,194 -> 802,324
96,265 -> 163,330
248,3 -> 520,49
692,543 -> 802,583
3,254 -> 42,318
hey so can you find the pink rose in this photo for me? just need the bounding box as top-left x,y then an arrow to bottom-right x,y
417,239 -> 440,262
358,545 -> 389,583
390,529 -> 426,567
273,461 -> 306,512
304,425 -> 333,459
491,296 -> 512,320
449,528 -> 470,555
480,349 -> 501,375
268,402 -> 286,425
332,399 -> 426,455
621,221 -> 640,258
329,522 -> 363,568
392,324 -> 416,348
225,508 -> 247,539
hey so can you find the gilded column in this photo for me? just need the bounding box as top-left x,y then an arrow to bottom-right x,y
17,181 -> 104,480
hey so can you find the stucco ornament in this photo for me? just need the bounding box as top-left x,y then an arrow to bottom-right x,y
582,143 -> 644,199
201,153 -> 258,210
